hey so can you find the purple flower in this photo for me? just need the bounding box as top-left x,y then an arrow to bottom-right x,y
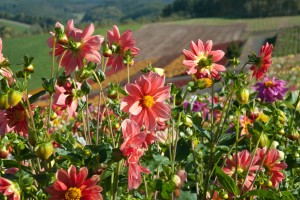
192,100 -> 209,118
254,77 -> 288,103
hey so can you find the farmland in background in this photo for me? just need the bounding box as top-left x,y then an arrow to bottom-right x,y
273,26 -> 300,56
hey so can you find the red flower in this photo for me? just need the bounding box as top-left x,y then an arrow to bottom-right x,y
250,42 -> 273,80
257,148 -> 287,188
106,25 -> 140,71
4,104 -> 28,136
183,39 -> 225,80
121,72 -> 171,131
0,177 -> 20,200
46,165 -> 103,200
223,150 -> 260,190
48,20 -> 104,75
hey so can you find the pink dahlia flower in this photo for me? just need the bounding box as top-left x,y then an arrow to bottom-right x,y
0,177 -> 20,200
46,165 -> 103,200
223,150 -> 260,190
0,68 -> 14,86
254,77 -> 288,103
257,148 -> 287,188
127,149 -> 150,190
121,72 -> 171,131
106,25 -> 140,71
53,79 -> 81,117
250,42 -> 273,80
48,19 -> 104,75
183,39 -> 225,79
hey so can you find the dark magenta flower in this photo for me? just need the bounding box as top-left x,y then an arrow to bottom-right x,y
254,77 -> 288,103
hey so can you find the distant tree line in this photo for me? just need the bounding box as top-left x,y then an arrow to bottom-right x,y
162,0 -> 300,18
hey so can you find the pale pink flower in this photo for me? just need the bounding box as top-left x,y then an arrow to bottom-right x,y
0,68 -> 14,85
53,80 -> 81,117
127,149 -> 150,190
257,148 -> 287,188
183,39 -> 225,79
106,25 -> 140,71
121,72 -> 171,131
48,20 -> 104,75
223,150 -> 260,190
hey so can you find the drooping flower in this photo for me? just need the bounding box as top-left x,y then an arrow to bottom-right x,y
223,150 -> 260,190
182,39 -> 225,79
0,68 -> 14,86
127,149 -> 150,190
53,79 -> 81,117
48,20 -> 104,75
250,42 -> 273,80
106,25 -> 140,71
121,72 -> 171,131
256,148 -> 287,188
254,77 -> 288,103
0,177 -> 21,200
45,165 -> 103,200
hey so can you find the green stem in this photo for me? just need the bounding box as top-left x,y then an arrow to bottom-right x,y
127,61 -> 130,83
235,108 -> 241,184
240,61 -> 249,72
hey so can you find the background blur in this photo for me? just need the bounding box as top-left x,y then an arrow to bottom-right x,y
0,0 -> 299,92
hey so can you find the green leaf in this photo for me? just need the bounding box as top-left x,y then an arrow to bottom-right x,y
193,124 -> 211,141
178,191 -> 197,200
215,166 -> 240,196
29,90 -> 46,104
280,191 -> 296,200
241,189 -> 279,199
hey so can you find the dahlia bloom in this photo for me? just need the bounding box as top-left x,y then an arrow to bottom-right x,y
192,100 -> 209,118
4,104 -> 28,136
257,148 -> 287,188
0,177 -> 20,200
48,20 -> 104,75
46,165 -> 103,200
223,150 -> 260,190
53,80 -> 81,117
254,77 -> 288,103
182,39 -> 225,79
240,115 -> 253,137
121,72 -> 171,131
250,42 -> 273,80
127,149 -> 150,190
0,68 -> 14,85
106,25 -> 140,71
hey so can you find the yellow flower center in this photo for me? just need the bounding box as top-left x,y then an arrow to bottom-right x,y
237,167 -> 244,174
143,95 -> 155,108
264,81 -> 273,87
65,187 -> 82,200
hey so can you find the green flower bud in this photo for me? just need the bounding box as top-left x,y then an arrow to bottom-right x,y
0,93 -> 9,109
236,88 -> 249,104
36,142 -> 54,160
7,89 -> 22,107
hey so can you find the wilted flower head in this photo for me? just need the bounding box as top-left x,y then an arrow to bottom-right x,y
106,25 -> 140,71
121,72 -> 171,131
48,19 -> 104,75
183,39 -> 225,80
46,165 -> 103,200
254,77 -> 288,103
250,42 -> 273,80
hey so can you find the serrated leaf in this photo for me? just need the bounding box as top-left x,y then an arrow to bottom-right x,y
215,166 -> 240,196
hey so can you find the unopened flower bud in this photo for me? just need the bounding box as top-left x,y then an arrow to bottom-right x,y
7,90 -> 22,107
153,67 -> 164,76
176,170 -> 187,183
277,150 -> 285,162
279,129 -> 284,135
267,180 -> 272,187
0,94 -> 9,109
58,34 -> 68,45
50,112 -> 57,121
75,68 -> 91,82
288,129 -> 299,141
173,175 -> 182,188
236,88 -> 249,104
223,193 -> 229,199
36,142 -> 54,160
24,64 -> 34,73
270,141 -> 279,149
276,109 -> 287,124
102,42 -> 112,57
259,133 -> 269,148
184,115 -> 193,127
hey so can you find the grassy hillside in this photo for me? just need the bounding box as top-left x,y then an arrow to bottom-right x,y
2,24 -> 142,90
172,15 -> 300,32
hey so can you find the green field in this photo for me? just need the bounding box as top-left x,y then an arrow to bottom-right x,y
273,26 -> 300,56
0,18 -> 31,32
2,23 -> 142,90
172,15 -> 300,32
